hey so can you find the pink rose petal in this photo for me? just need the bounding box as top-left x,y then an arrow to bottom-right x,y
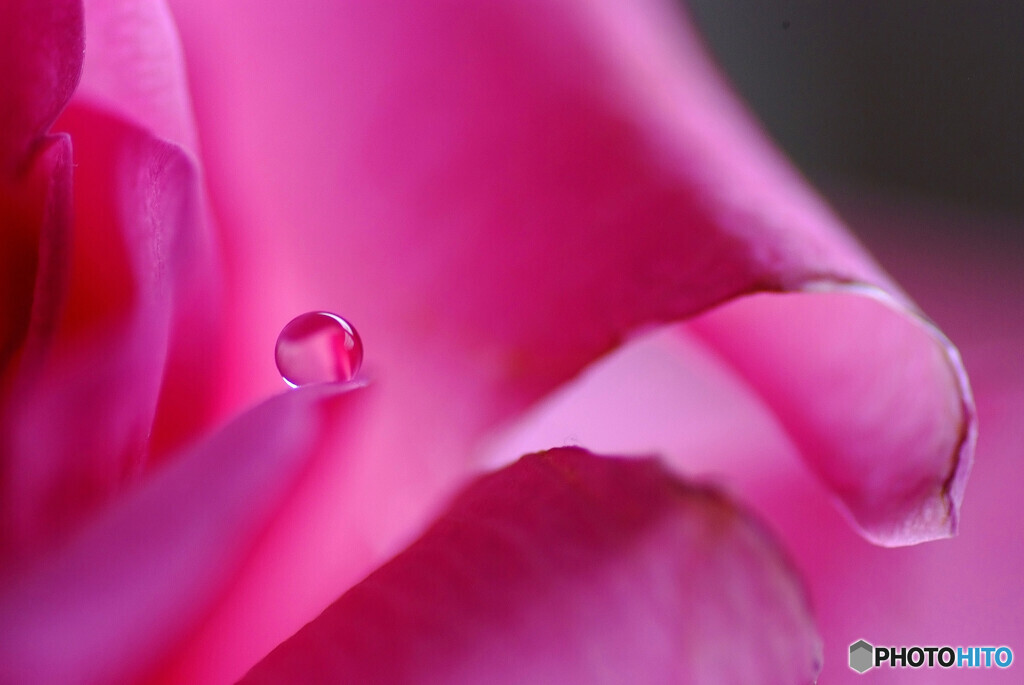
0,134 -> 72,389
242,448 -> 822,685
169,0 -> 918,415
166,0 -> 972,536
2,107 -> 218,554
688,289 -> 973,545
73,0 -> 219,455
0,382 -> 365,685
479,203 -> 1017,683
2,0 -> 219,555
731,201 -> 1023,682
161,0 -> 973,676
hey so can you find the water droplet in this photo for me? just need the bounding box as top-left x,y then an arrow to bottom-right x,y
275,312 -> 363,387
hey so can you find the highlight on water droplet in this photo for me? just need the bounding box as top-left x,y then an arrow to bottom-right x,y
275,311 -> 363,388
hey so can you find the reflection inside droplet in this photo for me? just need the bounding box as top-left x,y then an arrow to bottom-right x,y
275,312 -> 363,387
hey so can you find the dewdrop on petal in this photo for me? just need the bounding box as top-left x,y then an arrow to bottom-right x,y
275,312 -> 363,387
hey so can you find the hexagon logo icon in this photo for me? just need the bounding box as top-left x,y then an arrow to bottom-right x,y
850,640 -> 874,673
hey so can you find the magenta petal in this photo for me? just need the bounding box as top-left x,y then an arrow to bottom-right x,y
0,134 -> 73,386
0,382 -> 365,684
0,0 -> 80,379
0,0 -> 83,170
1,108 -> 218,553
242,448 -> 821,684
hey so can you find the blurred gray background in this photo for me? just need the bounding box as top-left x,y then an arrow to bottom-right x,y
683,1 -> 1023,227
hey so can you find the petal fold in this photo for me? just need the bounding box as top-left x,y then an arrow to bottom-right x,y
688,289 -> 974,545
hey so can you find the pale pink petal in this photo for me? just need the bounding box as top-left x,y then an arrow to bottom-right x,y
1,107 -> 218,555
0,382 -> 365,685
242,448 -> 821,685
161,0 -> 973,675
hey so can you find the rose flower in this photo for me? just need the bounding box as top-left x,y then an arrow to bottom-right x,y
1,1 -> 977,683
